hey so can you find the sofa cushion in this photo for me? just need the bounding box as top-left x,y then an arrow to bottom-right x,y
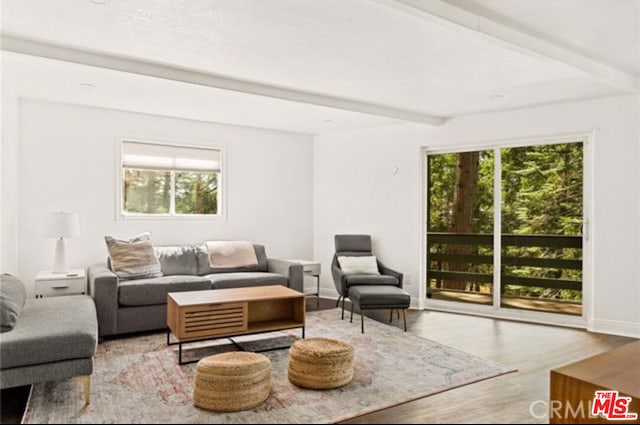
155,246 -> 198,276
0,296 -> 97,369
196,244 -> 268,275
118,275 -> 211,306
346,274 -> 398,286
105,232 -> 163,280
348,285 -> 410,309
204,272 -> 287,289
0,274 -> 27,333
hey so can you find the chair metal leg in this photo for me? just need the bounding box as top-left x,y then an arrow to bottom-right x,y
336,295 -> 342,308
389,309 -> 393,323
397,309 -> 400,320
361,309 -> 365,333
402,309 -> 407,332
350,302 -> 354,323
341,296 -> 346,320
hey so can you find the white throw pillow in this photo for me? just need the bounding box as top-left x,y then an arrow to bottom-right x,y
337,256 -> 380,275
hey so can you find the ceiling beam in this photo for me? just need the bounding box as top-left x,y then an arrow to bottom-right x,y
376,0 -> 638,94
0,34 -> 446,126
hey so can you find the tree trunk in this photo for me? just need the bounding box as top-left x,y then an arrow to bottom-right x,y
194,174 -> 203,214
445,151 -> 479,290
146,171 -> 157,214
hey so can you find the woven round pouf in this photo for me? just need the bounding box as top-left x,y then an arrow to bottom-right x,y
287,337 -> 354,389
193,351 -> 271,412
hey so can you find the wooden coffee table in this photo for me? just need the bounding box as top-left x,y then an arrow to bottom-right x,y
167,285 -> 305,364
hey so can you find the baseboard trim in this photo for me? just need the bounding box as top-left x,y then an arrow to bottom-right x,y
588,318 -> 640,339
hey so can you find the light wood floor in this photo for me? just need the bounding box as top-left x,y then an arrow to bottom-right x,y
340,302 -> 634,424
0,298 -> 634,424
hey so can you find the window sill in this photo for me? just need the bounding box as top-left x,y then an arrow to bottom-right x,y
117,213 -> 226,221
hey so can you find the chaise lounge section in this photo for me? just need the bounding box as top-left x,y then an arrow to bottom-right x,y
89,243 -> 303,337
0,278 -> 98,405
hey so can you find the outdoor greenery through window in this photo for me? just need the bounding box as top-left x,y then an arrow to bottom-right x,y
121,141 -> 221,216
426,141 -> 584,316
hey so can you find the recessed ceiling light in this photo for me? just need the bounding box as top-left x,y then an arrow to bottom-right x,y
79,82 -> 95,89
491,94 -> 504,101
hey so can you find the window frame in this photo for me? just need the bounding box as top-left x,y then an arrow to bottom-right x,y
115,138 -> 226,221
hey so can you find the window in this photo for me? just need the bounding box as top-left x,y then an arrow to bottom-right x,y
120,141 -> 222,216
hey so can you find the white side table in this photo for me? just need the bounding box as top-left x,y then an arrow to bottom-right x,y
285,260 -> 321,309
34,269 -> 86,298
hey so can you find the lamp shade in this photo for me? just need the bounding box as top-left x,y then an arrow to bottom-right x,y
44,212 -> 80,238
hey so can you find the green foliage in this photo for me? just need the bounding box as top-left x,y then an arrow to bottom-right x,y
175,172 -> 218,214
123,169 -> 170,214
502,143 -> 583,236
123,168 -> 218,215
427,143 -> 583,304
428,150 -> 494,233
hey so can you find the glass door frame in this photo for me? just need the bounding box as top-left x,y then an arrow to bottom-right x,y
420,132 -> 593,328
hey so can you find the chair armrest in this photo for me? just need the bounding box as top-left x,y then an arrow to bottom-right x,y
331,262 -> 348,296
378,261 -> 404,288
267,259 -> 303,293
87,263 -> 119,337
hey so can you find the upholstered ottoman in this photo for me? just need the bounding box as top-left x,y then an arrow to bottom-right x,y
348,285 -> 410,333
288,337 -> 354,389
193,351 -> 271,412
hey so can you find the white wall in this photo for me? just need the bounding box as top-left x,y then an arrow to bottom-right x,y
314,94 -> 640,338
8,100 -> 313,294
0,74 -> 19,275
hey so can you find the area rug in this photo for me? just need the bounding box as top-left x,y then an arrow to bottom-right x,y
22,309 -> 515,424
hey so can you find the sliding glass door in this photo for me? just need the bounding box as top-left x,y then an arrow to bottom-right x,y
500,143 -> 583,315
426,140 -> 584,317
426,149 -> 494,306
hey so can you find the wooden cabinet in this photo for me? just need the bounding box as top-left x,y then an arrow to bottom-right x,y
549,340 -> 640,424
167,285 -> 305,342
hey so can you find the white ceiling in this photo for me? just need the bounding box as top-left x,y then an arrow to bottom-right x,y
1,52 -> 400,134
1,0 -> 638,132
442,0 -> 640,77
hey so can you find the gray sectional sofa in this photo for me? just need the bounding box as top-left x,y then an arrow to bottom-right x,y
88,244 -> 303,337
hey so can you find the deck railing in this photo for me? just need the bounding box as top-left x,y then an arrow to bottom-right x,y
427,232 -> 582,293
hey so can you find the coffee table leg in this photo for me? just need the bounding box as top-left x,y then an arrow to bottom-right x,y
302,326 -> 305,339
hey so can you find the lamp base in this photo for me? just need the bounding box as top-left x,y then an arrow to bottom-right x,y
51,237 -> 69,274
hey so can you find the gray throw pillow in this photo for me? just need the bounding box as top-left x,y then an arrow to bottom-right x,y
0,274 -> 27,332
105,232 -> 163,280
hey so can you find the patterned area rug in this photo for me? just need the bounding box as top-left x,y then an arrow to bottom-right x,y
22,309 -> 515,424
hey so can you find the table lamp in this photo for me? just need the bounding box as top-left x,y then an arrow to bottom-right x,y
44,211 -> 80,274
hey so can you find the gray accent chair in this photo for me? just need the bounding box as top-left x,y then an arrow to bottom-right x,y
331,234 -> 405,322
89,243 -> 303,337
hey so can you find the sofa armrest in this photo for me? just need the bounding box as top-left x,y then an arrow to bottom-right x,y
88,263 -> 119,337
267,259 -> 303,293
378,261 -> 404,288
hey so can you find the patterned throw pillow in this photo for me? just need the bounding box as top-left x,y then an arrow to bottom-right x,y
105,232 -> 163,280
337,256 -> 380,275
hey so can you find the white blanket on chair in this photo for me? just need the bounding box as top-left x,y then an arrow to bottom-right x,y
205,240 -> 258,268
